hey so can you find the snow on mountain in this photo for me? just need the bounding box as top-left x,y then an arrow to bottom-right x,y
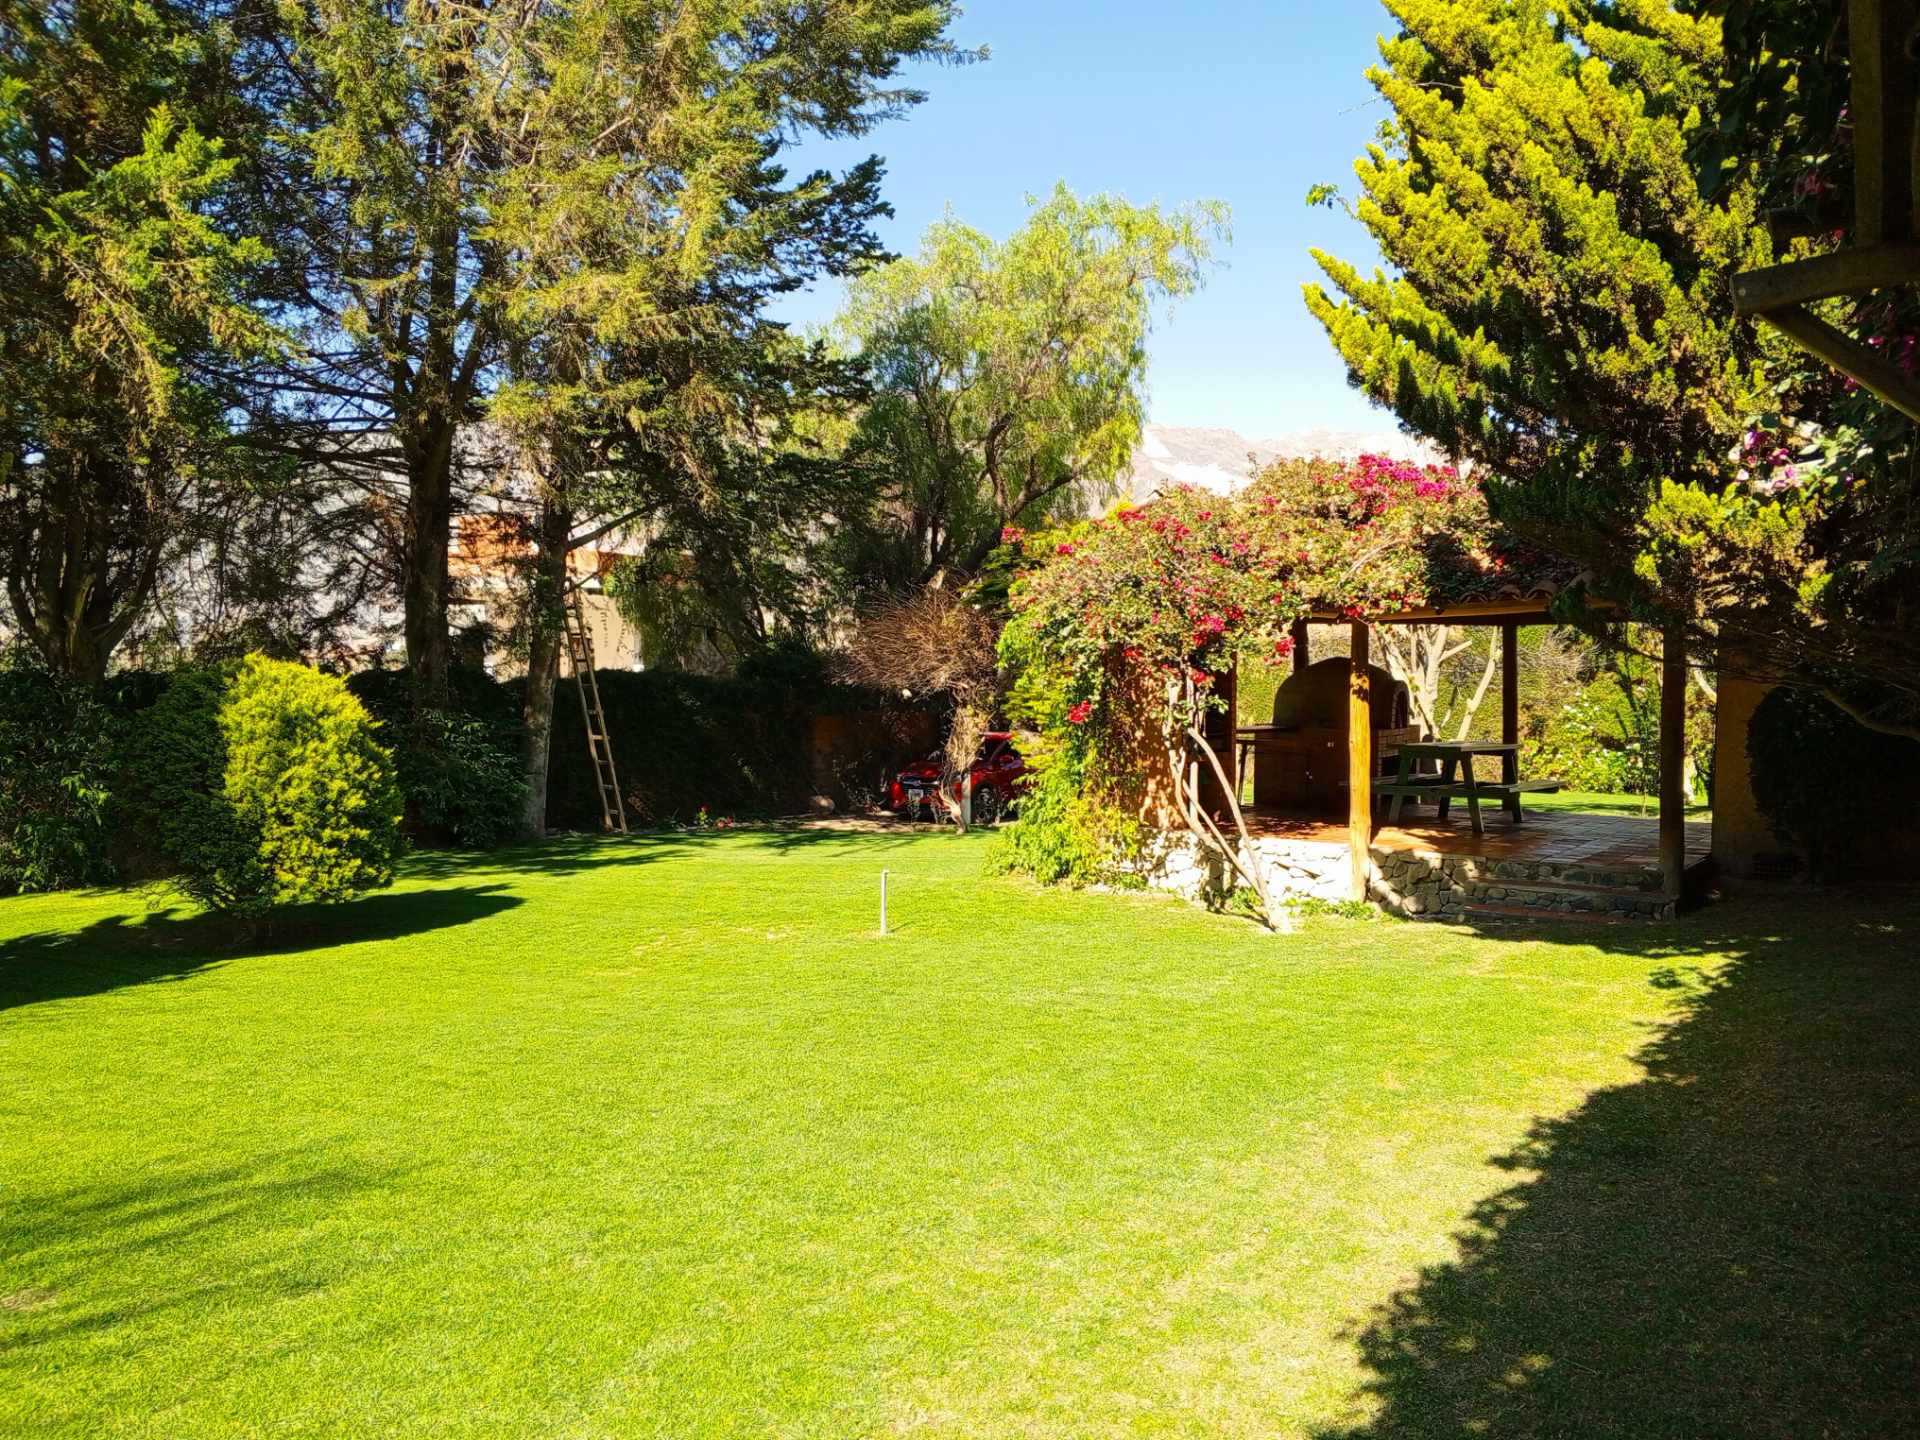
1117,424 -> 1447,504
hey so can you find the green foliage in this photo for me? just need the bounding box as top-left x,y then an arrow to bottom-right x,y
1524,684 -> 1655,797
1314,2 -> 1920,720
987,740 -> 1143,889
1304,3 -> 1768,617
347,668 -> 526,850
123,657 -> 402,915
832,185 -> 1228,585
537,667 -> 930,828
0,657 -> 119,894
1748,686 -> 1920,881
1,2 -> 279,679
269,0 -> 967,697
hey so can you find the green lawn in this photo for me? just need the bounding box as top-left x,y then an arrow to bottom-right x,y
2,832 -> 1912,1438
1520,788 -> 1711,819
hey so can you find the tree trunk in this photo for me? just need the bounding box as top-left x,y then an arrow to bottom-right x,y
6,455 -> 160,685
403,428 -> 456,708
519,497 -> 573,839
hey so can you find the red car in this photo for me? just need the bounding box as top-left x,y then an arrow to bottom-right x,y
889,732 -> 1028,822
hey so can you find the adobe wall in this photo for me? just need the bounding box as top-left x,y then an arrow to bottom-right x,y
1712,666 -> 1784,880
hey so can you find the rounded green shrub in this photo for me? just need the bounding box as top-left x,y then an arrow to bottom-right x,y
124,657 -> 404,914
0,657 -> 120,894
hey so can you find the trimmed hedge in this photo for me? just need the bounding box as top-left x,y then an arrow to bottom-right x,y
1749,685 -> 1920,880
0,662 -> 120,894
538,668 -> 936,828
347,666 -> 527,848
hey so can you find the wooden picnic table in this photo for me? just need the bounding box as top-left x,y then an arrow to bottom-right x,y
1376,739 -> 1558,836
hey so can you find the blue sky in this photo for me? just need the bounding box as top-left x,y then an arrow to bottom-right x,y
770,1 -> 1402,439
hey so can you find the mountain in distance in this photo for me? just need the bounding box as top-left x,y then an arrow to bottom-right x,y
1116,423 -> 1447,504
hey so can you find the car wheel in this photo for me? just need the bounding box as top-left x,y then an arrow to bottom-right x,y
972,785 -> 1005,825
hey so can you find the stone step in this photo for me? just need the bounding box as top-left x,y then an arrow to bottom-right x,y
1451,902 -> 1647,925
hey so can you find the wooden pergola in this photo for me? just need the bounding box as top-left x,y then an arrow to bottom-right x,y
1287,603 -> 1694,906
1731,1 -> 1920,417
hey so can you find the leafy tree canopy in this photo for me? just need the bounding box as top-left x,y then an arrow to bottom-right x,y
834,184 -> 1229,589
1309,0 -> 1919,733
1,0 -> 278,680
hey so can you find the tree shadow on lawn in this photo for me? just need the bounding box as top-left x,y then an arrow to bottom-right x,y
1,1145 -> 404,1360
401,831 -> 696,880
0,884 -> 522,1015
1315,892 -> 1920,1440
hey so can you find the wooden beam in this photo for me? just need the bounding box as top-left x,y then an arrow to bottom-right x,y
1348,622 -> 1373,902
1848,0 -> 1919,245
1760,304 -> 1920,423
1500,622 -> 1519,786
1309,598 -> 1560,626
1290,618 -> 1311,674
1731,242 -> 1920,314
1659,625 -> 1688,903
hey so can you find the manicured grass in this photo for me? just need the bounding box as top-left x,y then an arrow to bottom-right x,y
2,832 -> 1912,1437
1522,788 -> 1711,819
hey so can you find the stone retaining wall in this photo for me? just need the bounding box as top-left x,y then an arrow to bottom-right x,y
1369,849 -> 1677,921
1131,827 -> 1679,922
1130,831 -> 1351,906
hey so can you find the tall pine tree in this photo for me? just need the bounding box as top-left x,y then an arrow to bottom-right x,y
1305,0 -> 1769,606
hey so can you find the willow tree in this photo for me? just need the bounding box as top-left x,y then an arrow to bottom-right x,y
834,185 -> 1229,588
1304,1 -> 1771,635
261,0 -> 961,709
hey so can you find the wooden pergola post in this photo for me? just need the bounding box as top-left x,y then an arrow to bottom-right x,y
1348,621 -> 1373,901
1500,622 -> 1519,785
1290,618 -> 1311,674
1659,625 -> 1688,902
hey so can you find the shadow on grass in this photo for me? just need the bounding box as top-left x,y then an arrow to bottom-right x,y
401,832 -> 695,879
1,1145 -> 401,1357
0,885 -> 522,1014
1316,893 -> 1920,1440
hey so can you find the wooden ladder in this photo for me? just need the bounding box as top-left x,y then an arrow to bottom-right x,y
565,587 -> 628,835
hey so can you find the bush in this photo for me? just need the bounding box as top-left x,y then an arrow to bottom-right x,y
1749,685 -> 1920,880
987,744 -> 1143,888
0,658 -> 119,894
347,667 -> 526,848
123,657 -> 403,915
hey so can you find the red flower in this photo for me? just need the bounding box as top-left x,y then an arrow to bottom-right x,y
1056,541 -> 1077,557
1272,635 -> 1295,658
1001,525 -> 1026,544
1066,699 -> 1094,726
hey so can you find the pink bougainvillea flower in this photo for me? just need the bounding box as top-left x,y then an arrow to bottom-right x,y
1001,525 -> 1026,544
1056,541 -> 1077,557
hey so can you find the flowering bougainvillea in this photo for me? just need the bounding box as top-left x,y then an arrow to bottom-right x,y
1002,454 -> 1549,733
994,453 -> 1567,919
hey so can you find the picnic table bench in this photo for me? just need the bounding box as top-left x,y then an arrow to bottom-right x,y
1371,740 -> 1561,836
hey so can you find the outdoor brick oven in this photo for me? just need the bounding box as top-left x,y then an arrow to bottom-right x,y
1248,656 -> 1410,815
